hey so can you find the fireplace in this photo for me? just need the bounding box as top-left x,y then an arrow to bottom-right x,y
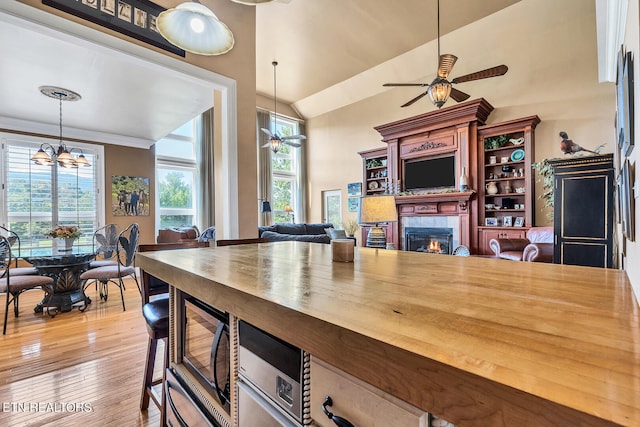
405,227 -> 454,254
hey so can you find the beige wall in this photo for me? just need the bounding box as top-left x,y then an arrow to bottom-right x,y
307,0 -> 615,229
17,0 -> 259,238
623,0 -> 640,301
104,144 -> 156,244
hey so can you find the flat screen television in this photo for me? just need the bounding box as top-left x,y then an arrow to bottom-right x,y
404,156 -> 455,191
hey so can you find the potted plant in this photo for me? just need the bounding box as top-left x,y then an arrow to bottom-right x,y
342,218 -> 360,237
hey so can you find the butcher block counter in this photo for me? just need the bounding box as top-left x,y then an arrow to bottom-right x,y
135,241 -> 640,426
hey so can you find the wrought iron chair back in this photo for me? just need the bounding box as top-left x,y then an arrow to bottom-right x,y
0,225 -> 20,268
0,235 -> 54,335
80,223 -> 139,311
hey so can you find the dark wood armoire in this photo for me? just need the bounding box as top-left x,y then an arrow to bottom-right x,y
549,154 -> 615,268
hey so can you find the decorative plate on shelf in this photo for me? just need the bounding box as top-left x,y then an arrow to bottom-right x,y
368,181 -> 379,190
510,149 -> 525,162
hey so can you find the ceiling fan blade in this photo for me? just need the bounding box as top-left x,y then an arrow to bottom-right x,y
449,87 -> 470,102
451,65 -> 508,84
383,83 -> 429,87
282,134 -> 307,141
261,142 -> 272,148
284,141 -> 302,148
401,91 -> 429,108
260,128 -> 274,137
437,54 -> 457,79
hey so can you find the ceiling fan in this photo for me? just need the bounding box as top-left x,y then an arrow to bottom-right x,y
261,61 -> 306,153
383,0 -> 508,109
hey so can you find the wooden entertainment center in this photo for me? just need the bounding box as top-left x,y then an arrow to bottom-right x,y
359,98 -> 540,254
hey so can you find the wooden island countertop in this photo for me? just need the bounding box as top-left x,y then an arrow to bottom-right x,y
135,242 -> 640,426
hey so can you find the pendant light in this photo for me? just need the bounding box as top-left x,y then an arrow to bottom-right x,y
32,86 -> 90,168
260,61 -> 306,153
157,1 -> 234,55
427,0 -> 451,108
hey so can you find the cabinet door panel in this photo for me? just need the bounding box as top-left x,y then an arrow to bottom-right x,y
311,358 -> 429,427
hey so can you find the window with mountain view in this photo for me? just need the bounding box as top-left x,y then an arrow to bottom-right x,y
1,134 -> 103,250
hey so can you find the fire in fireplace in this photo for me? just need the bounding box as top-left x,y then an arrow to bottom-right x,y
405,227 -> 454,254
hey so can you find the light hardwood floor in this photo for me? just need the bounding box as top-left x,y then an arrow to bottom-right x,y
0,277 -> 161,426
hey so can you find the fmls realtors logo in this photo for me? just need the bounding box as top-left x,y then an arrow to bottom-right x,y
1,402 -> 93,413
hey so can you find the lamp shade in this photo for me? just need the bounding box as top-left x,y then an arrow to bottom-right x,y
358,195 -> 398,224
157,2 -> 234,55
261,200 -> 271,213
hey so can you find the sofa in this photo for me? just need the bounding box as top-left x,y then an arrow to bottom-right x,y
258,223 -> 335,244
489,226 -> 554,262
157,225 -> 216,243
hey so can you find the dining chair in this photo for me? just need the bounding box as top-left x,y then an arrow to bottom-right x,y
80,223 -> 139,311
0,225 -> 37,274
0,236 -> 54,335
137,240 -> 210,426
89,223 -> 121,268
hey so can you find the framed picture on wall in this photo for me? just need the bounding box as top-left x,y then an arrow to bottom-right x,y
112,176 -> 150,216
348,197 -> 360,212
621,159 -> 635,241
347,182 -> 362,196
622,51 -> 635,156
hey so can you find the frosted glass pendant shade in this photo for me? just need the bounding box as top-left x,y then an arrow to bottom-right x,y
157,2 -> 234,55
231,0 -> 275,4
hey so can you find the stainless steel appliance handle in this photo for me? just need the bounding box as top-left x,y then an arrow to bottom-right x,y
165,378 -> 189,427
211,321 -> 229,406
322,396 -> 355,427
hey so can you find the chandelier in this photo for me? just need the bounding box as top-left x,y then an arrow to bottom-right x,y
31,86 -> 90,168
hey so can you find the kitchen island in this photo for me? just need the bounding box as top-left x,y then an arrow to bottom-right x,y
135,241 -> 640,426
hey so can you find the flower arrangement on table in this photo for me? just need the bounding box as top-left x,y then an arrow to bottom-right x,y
45,225 -> 81,239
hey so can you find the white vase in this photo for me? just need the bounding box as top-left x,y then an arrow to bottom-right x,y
54,237 -> 75,251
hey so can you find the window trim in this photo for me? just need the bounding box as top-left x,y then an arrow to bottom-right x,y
0,132 -> 105,248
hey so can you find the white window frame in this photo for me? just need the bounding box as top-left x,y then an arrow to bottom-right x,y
0,132 -> 105,249
271,116 -> 301,222
155,119 -> 199,232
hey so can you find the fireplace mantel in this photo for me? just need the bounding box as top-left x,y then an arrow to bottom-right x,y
394,191 -> 475,205
373,100 -> 493,251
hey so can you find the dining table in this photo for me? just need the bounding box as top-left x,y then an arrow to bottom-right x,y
19,246 -> 96,316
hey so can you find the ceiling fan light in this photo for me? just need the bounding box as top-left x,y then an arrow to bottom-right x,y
157,2 -> 235,55
270,137 -> 282,153
428,78 -> 452,108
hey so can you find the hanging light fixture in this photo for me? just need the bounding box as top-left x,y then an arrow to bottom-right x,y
260,61 -> 307,153
32,86 -> 90,168
427,0 -> 452,108
230,0 -> 275,4
157,1 -> 234,55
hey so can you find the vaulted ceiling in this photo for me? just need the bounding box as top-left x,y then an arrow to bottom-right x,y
1,0 -> 523,145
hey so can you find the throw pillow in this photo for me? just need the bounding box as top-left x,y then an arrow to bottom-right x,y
326,228 -> 348,240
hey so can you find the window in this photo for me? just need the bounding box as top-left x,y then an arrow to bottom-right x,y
1,134 -> 103,250
270,116 -> 301,223
156,118 -> 198,229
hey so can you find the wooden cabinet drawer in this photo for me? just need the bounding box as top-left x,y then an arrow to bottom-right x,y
310,357 -> 429,427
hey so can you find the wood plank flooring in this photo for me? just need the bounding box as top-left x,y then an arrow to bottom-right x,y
0,278 -> 161,426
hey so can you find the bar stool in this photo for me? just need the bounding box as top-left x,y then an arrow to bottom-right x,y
140,294 -> 169,426
138,241 -> 210,425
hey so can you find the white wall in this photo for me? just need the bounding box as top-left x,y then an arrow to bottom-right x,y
623,0 -> 640,302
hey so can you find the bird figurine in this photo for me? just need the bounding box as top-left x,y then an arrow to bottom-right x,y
559,131 -> 597,155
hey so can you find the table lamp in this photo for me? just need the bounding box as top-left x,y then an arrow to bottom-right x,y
284,204 -> 295,223
358,195 -> 397,248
